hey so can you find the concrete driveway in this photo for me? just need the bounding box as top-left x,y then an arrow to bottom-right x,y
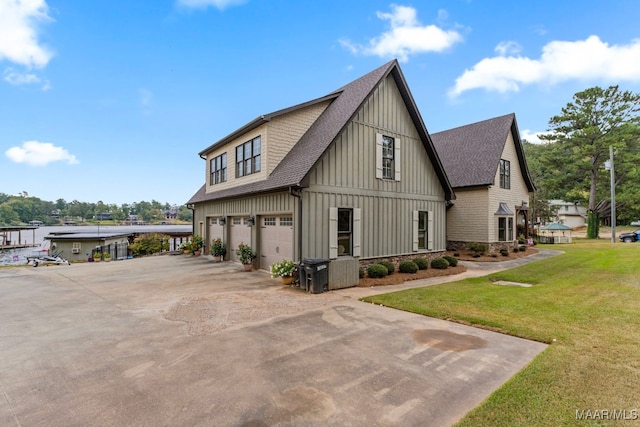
0,254 -> 547,426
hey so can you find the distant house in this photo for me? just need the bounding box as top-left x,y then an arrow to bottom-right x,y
96,213 -> 113,221
548,200 -> 587,229
164,207 -> 178,220
431,114 -> 536,250
188,60 -> 454,289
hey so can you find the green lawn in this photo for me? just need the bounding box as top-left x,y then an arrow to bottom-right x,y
363,241 -> 640,426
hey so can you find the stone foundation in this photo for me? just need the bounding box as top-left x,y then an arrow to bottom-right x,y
447,240 -> 519,253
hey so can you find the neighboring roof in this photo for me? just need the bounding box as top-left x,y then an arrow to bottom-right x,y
541,223 -> 572,231
188,60 -> 454,204
430,113 -> 536,192
45,232 -> 131,240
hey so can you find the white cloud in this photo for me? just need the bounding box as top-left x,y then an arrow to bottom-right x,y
176,0 -> 246,10
495,41 -> 521,56
6,141 -> 78,166
3,66 -> 49,89
521,129 -> 552,144
340,4 -> 463,62
450,35 -> 640,97
0,0 -> 53,69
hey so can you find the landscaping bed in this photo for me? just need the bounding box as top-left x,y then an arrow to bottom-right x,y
449,247 -> 538,262
358,265 -> 467,287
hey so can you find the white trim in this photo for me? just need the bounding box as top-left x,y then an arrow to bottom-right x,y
394,137 -> 401,181
329,207 -> 338,259
412,210 -> 419,252
375,133 -> 383,179
353,208 -> 361,257
427,210 -> 434,250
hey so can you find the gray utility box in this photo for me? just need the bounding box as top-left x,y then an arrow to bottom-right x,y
300,258 -> 330,294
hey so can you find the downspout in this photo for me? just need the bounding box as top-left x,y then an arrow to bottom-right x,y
289,186 -> 303,263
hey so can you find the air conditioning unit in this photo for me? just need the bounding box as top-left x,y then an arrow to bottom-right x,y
72,248 -> 80,254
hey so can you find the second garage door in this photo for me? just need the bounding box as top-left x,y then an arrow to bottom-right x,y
259,215 -> 293,270
229,217 -> 251,262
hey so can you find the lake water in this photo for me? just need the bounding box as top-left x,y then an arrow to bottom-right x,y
0,225 -> 192,266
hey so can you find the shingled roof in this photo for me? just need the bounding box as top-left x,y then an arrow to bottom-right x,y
430,113 -> 535,191
187,60 -> 454,204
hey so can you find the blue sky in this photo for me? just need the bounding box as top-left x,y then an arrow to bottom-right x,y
2,0 -> 640,206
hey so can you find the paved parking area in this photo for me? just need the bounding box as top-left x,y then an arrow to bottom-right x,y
0,255 -> 546,426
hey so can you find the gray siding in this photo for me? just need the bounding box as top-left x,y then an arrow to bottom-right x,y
302,74 -> 447,260
193,191 -> 297,258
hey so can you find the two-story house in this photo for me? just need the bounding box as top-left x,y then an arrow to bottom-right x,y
431,114 -> 536,250
187,60 -> 454,289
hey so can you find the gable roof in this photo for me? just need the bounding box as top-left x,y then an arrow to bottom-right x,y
188,60 -> 454,204
430,113 -> 535,192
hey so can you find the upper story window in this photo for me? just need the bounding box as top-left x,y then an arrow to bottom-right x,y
210,153 -> 227,185
376,133 -> 400,181
382,136 -> 394,179
236,136 -> 261,178
499,159 -> 510,189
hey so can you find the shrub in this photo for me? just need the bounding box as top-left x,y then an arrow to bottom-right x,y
379,260 -> 395,274
367,263 -> 388,278
443,255 -> 458,267
519,245 -> 527,252
513,247 -> 520,253
453,252 -> 460,257
130,233 -> 171,256
473,253 -> 481,258
500,249 -> 510,256
489,253 -> 498,258
359,268 -> 365,279
399,261 -> 418,274
467,242 -> 487,255
431,258 -> 449,269
413,258 -> 429,270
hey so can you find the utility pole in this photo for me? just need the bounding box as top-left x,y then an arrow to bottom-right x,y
606,146 -> 616,243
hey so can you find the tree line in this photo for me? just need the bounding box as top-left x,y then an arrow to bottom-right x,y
523,85 -> 640,238
0,192 -> 193,226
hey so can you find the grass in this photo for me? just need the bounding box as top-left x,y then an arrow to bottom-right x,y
362,241 -> 640,426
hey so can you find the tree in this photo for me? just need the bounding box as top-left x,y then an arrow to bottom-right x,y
540,86 -> 640,238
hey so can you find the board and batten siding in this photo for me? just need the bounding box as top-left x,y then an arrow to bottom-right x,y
192,191 -> 297,257
301,74 -> 447,260
487,130 -> 531,241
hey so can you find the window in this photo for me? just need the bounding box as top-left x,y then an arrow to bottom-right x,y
382,136 -> 394,179
280,217 -> 293,227
210,153 -> 227,185
418,211 -> 428,250
337,209 -> 352,256
498,217 -> 514,241
236,136 -> 261,178
233,218 -> 241,225
72,242 -> 81,250
330,207 -> 361,258
264,217 -> 276,226
376,133 -> 400,181
413,210 -> 433,251
499,159 -> 510,189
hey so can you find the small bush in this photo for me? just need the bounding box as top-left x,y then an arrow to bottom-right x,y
500,249 -> 510,256
431,258 -> 450,269
399,261 -> 419,274
413,258 -> 429,270
473,253 -> 482,258
379,260 -> 395,274
443,255 -> 458,267
359,268 -> 365,279
453,252 -> 460,257
467,242 -> 487,255
489,253 -> 498,258
367,263 -> 388,278
513,247 -> 520,253
519,245 -> 527,252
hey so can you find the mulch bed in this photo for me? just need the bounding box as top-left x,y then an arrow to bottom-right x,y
357,247 -> 540,287
449,247 -> 538,263
358,265 -> 467,287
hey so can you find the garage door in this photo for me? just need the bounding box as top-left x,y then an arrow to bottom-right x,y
259,215 -> 293,270
229,217 -> 251,262
207,218 -> 224,255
